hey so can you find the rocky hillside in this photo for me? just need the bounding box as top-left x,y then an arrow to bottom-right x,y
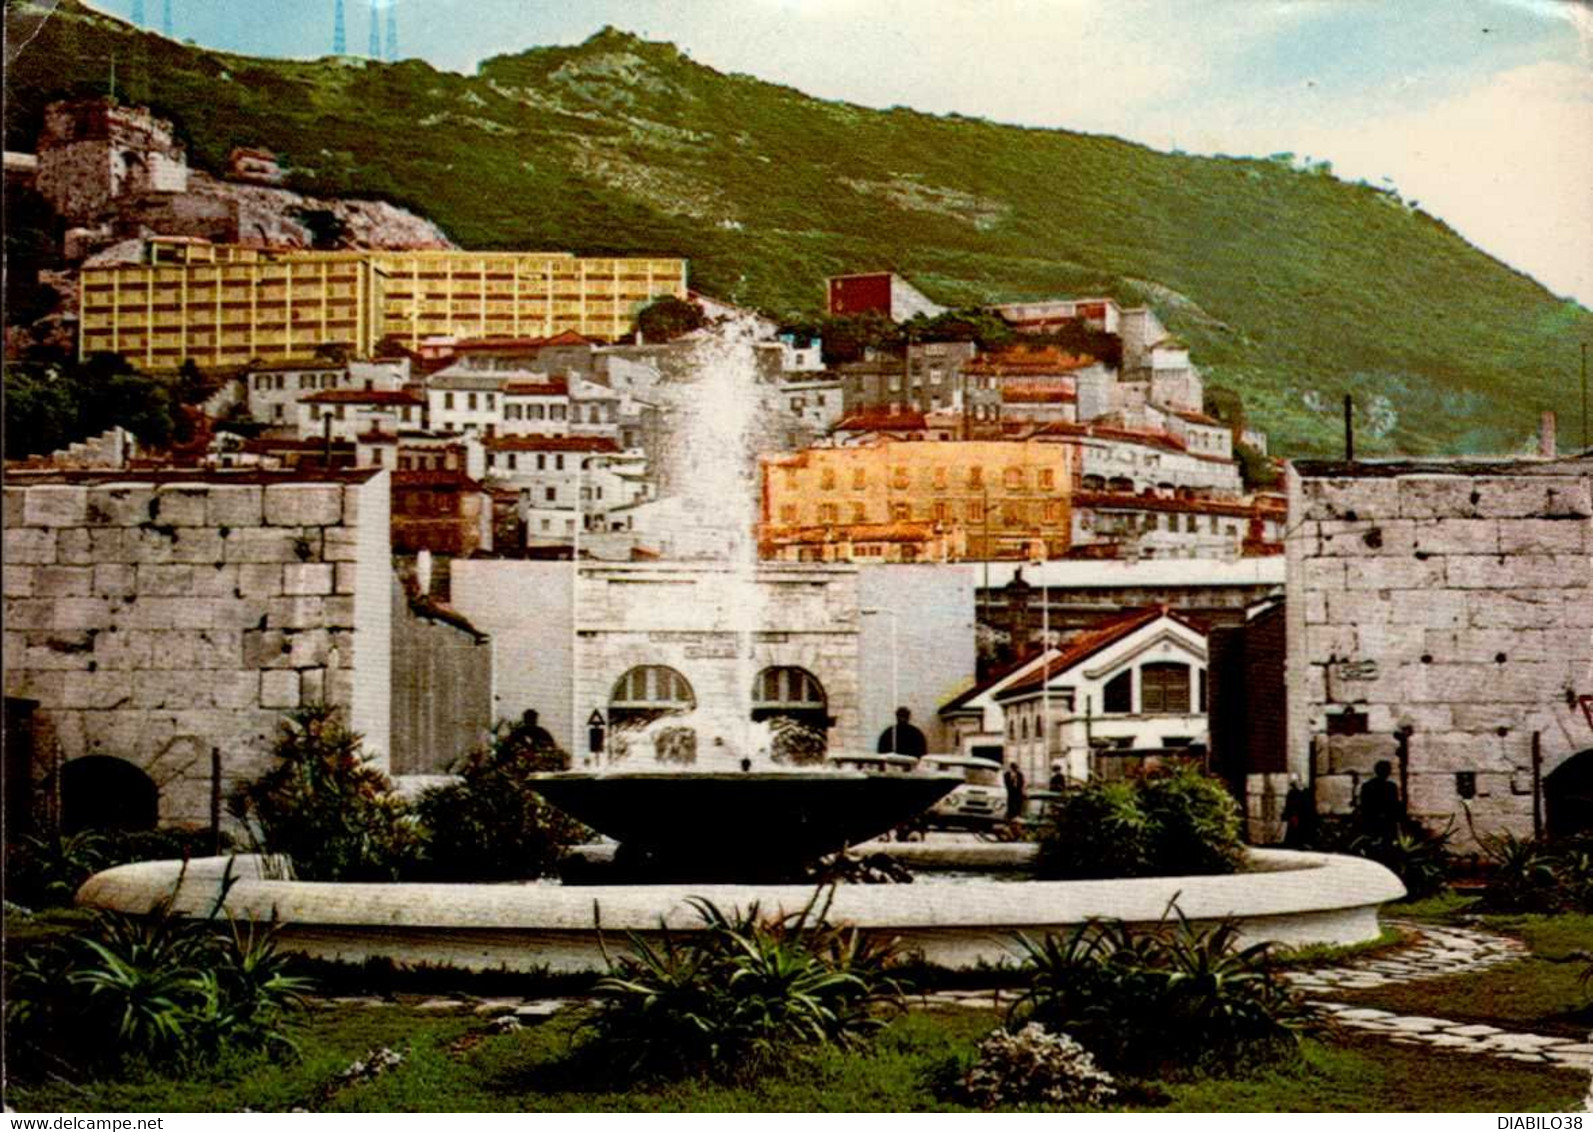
5,0 -> 1590,455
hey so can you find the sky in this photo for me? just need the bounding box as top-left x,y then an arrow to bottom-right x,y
72,0 -> 1593,307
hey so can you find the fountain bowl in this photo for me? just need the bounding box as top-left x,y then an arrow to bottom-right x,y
529,768 -> 963,875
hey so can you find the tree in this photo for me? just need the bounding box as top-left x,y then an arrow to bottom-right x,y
634,295 -> 706,343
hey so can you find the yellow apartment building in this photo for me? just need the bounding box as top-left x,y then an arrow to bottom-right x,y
366,251 -> 688,346
80,241 -> 689,370
760,439 -> 1075,563
79,242 -> 384,370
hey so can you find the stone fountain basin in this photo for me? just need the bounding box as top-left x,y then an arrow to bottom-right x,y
75,848 -> 1405,973
525,769 -> 964,865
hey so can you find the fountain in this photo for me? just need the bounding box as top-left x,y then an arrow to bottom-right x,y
529,318 -> 961,877
74,321 -> 1406,971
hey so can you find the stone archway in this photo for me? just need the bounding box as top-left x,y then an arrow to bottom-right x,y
61,756 -> 159,834
752,666 -> 830,766
1544,749 -> 1593,839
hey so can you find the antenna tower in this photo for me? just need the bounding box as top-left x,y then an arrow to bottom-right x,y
368,0 -> 380,59
385,0 -> 397,61
333,0 -> 345,54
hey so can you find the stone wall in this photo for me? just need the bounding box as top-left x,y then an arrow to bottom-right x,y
1286,458 -> 1593,845
389,578 -> 493,776
2,469 -> 392,828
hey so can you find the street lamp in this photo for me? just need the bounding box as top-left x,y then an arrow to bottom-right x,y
572,453 -> 606,765
860,606 -> 899,754
1029,551 -> 1049,787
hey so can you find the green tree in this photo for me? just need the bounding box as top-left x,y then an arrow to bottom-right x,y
634,295 -> 707,343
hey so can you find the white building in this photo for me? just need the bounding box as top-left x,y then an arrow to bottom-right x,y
426,372 -> 505,434
296,388 -> 425,441
991,607 -> 1210,787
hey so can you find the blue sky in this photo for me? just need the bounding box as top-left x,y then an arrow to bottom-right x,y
73,0 -> 1593,305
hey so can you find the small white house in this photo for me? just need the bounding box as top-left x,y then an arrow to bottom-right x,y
938,648 -> 1060,763
296,388 -> 425,441
993,606 -> 1209,788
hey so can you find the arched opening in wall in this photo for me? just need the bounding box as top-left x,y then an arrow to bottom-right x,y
61,756 -> 158,834
1544,749 -> 1593,839
752,666 -> 830,766
609,665 -> 696,765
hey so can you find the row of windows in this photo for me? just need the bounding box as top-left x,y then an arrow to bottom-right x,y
799,465 -> 1061,492
1087,511 -> 1240,536
798,500 -> 1066,526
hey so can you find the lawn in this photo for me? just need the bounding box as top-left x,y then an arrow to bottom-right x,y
6,1001 -> 1586,1113
1341,901 -> 1593,1039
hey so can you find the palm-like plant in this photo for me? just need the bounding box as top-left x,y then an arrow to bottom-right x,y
587,891 -> 904,1081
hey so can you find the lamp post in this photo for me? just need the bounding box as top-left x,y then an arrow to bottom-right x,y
860,606 -> 899,753
1030,551 -> 1048,786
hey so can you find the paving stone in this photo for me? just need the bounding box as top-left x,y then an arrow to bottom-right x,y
513,999 -> 574,1019
1447,1024 -> 1504,1037
1385,1016 -> 1451,1033
1480,1033 -> 1572,1052
1419,1033 -> 1484,1049
1337,1008 -> 1398,1021
414,998 -> 465,1011
471,998 -> 526,1016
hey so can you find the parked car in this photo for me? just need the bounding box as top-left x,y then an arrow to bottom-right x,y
918,755 -> 1008,829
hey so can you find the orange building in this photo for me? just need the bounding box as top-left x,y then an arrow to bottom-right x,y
760,439 -> 1074,563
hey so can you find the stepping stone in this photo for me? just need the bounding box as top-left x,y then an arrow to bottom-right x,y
1546,1051 -> 1593,1070
472,998 -> 525,1015
1419,1033 -> 1482,1048
1337,1008 -> 1397,1021
1384,1016 -> 1450,1033
1501,1053 -> 1548,1063
514,999 -> 574,1019
1481,1033 -> 1571,1052
1547,1043 -> 1593,1055
1447,1024 -> 1504,1037
415,998 -> 463,1010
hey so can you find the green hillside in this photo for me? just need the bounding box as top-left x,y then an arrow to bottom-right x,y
5,0 -> 1589,456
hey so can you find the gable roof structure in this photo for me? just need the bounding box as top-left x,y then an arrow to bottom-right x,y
994,606 -> 1208,701
938,648 -> 1059,718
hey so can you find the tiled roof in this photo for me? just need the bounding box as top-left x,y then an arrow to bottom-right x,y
939,649 -> 1051,715
302,389 -> 422,405
1001,386 -> 1077,403
835,409 -> 928,432
1174,410 -> 1224,427
966,348 -> 1096,375
995,606 -> 1207,699
502,378 -> 569,397
454,330 -> 593,352
1028,420 -> 1237,466
483,435 -> 621,453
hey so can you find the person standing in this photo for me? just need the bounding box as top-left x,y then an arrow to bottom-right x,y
1003,762 -> 1027,820
877,707 -> 927,758
1358,760 -> 1403,843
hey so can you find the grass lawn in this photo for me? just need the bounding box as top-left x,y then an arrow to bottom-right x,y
6,1002 -> 1587,1113
1339,902 -> 1593,1039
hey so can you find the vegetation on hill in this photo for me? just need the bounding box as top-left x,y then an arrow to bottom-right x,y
5,0 -> 1589,455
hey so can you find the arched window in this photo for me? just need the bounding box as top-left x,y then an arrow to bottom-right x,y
1141,662 -> 1191,714
61,756 -> 158,834
752,666 -> 830,765
609,665 -> 695,730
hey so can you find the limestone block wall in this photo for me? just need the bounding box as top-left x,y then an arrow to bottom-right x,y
1286,460 -> 1593,845
389,579 -> 493,776
2,470 -> 392,827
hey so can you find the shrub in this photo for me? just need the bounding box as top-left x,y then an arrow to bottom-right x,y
228,705 -> 417,881
582,890 -> 905,1082
4,868 -> 309,1076
1035,765 -> 1243,880
411,719 -> 586,882
1475,829 -> 1593,914
1009,909 -> 1315,1078
1294,813 -> 1453,902
958,1023 -> 1118,1110
5,828 -> 235,910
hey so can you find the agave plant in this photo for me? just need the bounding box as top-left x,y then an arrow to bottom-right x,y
586,890 -> 905,1082
1008,904 -> 1315,1077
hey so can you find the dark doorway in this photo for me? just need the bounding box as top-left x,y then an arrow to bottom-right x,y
3,698 -> 39,837
61,756 -> 159,834
1544,749 -> 1593,839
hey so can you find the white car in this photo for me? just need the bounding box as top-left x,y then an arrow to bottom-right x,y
918,756 -> 1008,829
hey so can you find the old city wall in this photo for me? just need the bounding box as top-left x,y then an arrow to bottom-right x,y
2,471 -> 392,827
1285,462 -> 1593,845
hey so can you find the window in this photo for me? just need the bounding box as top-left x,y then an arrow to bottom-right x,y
555,455 -> 565,471
851,502 -> 867,522
932,502 -> 950,523
968,466 -> 984,488
1141,663 -> 1191,714
780,504 -> 798,523
891,466 -> 909,489
852,468 -> 866,490
968,500 -> 986,523
1198,668 -> 1208,714
536,454 -> 546,470
552,405 -> 566,421
819,503 -> 839,523
1039,468 -> 1055,490
486,394 -> 495,409
932,466 -> 948,490
371,447 -> 384,467
508,454 -> 518,471
820,467 -> 837,490
891,502 -> 910,522
545,487 -> 557,502
1103,670 -> 1133,714
1004,467 -> 1024,490
468,393 -> 478,411
445,392 -> 456,410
